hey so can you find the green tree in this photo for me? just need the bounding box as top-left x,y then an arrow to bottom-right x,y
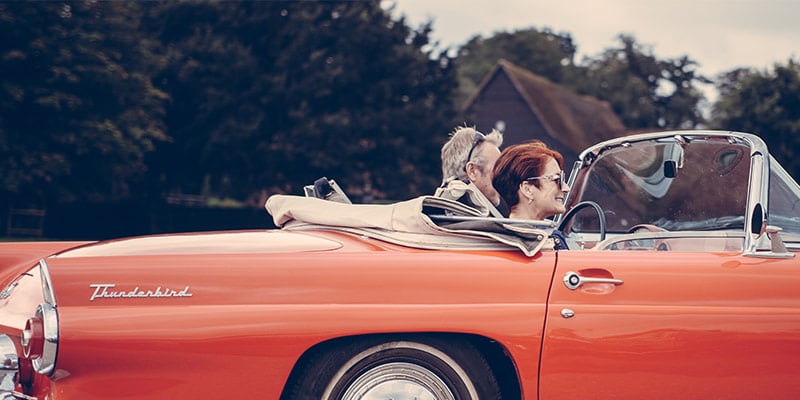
0,2 -> 168,204
144,1 -> 457,201
455,32 -> 708,130
711,59 -> 800,177
576,35 -> 708,129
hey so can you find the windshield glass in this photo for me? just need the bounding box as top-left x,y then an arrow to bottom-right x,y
566,137 -> 751,233
768,156 -> 800,235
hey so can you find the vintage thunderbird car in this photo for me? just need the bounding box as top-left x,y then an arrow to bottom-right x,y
1,130 -> 799,399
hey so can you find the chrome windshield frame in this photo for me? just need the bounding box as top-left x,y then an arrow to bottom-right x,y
558,130 -> 792,258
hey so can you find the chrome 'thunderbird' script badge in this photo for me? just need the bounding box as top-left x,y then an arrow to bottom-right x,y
89,283 -> 193,301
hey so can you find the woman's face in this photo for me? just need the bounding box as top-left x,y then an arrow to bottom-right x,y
525,157 -> 569,219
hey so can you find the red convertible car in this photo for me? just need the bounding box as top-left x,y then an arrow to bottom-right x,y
1,130 -> 799,399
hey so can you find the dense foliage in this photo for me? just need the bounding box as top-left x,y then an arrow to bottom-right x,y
0,2 -> 168,204
711,61 -> 800,177
456,31 -> 710,130
576,35 -> 709,130
1,1 -> 458,205
0,1 -> 796,210
455,28 -> 579,106
142,2 -> 457,202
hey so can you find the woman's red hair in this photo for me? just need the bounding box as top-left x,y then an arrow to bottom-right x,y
492,141 -> 564,208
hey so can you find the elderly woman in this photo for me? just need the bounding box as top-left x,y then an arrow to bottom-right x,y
492,141 -> 569,221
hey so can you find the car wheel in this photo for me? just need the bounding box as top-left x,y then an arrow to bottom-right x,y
283,337 -> 502,400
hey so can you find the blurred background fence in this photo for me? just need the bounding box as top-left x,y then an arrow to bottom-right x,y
3,202 -> 275,241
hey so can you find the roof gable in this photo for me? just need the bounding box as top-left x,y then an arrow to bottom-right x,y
465,59 -> 626,153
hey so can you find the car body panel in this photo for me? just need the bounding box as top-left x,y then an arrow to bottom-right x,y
0,242 -> 91,332
56,230 -> 344,257
542,251 -> 800,399
32,230 -> 557,398
0,241 -> 90,286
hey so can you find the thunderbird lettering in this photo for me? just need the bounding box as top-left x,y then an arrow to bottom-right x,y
89,283 -> 192,301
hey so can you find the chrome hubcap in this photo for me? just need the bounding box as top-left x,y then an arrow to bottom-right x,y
340,362 -> 456,400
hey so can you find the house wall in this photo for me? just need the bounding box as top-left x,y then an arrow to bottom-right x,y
471,71 -> 580,168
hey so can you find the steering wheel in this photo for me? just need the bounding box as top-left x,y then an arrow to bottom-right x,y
623,223 -> 670,251
558,201 -> 607,241
626,224 -> 667,234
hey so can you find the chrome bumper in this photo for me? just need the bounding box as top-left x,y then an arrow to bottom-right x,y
0,335 -> 18,399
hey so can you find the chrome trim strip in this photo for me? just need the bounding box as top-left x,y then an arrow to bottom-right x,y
595,231 -> 745,251
38,259 -> 56,308
744,152 -> 765,254
31,303 -> 58,376
35,259 -> 59,376
575,130 -> 756,162
0,282 -> 17,300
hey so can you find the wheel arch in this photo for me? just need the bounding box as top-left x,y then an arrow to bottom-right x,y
280,332 -> 522,399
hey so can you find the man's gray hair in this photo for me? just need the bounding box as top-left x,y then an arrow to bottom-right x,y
440,126 -> 503,183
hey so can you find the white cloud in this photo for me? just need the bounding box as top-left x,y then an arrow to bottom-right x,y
391,0 -> 800,77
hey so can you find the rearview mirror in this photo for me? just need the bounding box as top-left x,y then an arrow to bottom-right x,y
664,160 -> 678,178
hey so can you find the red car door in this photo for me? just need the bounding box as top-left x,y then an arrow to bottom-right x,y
539,250 -> 800,399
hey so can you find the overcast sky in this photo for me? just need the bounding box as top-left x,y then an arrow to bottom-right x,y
389,0 -> 799,82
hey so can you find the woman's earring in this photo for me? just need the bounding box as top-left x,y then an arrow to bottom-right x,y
527,197 -> 533,204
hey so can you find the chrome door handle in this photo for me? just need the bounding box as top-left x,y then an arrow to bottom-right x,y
563,271 -> 624,290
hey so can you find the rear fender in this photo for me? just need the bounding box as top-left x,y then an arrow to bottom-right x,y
0,242 -> 91,287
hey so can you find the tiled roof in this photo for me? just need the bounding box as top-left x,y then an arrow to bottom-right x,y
465,59 -> 627,153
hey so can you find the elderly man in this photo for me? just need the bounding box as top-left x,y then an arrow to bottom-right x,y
437,126 -> 509,217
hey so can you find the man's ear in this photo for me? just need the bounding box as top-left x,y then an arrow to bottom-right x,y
465,161 -> 480,181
